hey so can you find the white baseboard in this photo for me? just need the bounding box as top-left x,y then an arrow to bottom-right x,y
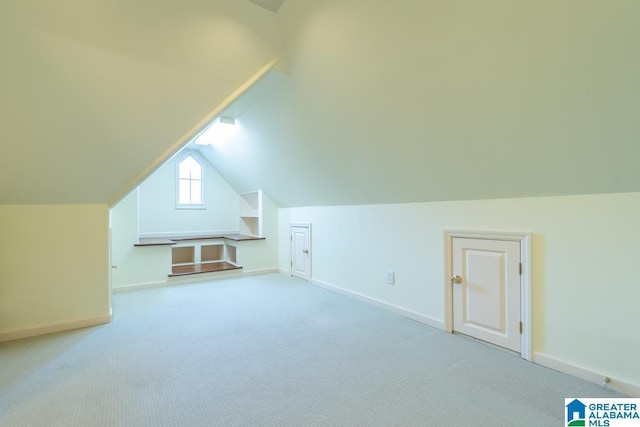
278,267 -> 290,276
169,267 -> 280,285
310,278 -> 444,330
0,314 -> 112,343
297,276 -> 640,396
534,352 -> 640,397
167,270 -> 242,285
113,268 -> 279,292
113,280 -> 168,293
242,267 -> 279,276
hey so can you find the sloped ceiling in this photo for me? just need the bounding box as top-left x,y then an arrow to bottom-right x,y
202,0 -> 640,207
0,0 -> 280,204
4,0 -> 640,208
246,0 -> 286,14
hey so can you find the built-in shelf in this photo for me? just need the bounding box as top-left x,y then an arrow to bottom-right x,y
134,224 -> 266,278
171,240 -> 231,270
170,241 -> 235,276
239,190 -> 262,237
201,244 -> 223,263
135,234 -> 264,247
153,235 -> 265,278
226,244 -> 237,265
170,261 -> 241,277
172,246 -> 194,265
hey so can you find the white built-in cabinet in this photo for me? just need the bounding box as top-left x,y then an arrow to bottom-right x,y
239,190 -> 262,237
171,240 -> 237,267
133,189 -> 266,279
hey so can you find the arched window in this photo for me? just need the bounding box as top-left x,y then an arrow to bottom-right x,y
177,155 -> 203,206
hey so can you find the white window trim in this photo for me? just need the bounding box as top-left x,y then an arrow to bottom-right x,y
175,150 -> 206,210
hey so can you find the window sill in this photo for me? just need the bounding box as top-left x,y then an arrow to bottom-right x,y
175,204 -> 206,210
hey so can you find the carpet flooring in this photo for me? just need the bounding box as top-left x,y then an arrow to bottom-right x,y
0,273 -> 623,426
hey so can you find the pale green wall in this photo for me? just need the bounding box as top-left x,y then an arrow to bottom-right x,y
278,192 -> 640,385
138,150 -> 240,236
0,205 -> 110,335
110,190 -> 171,289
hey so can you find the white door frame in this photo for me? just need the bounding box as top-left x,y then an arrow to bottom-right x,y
444,230 -> 532,361
290,223 -> 312,281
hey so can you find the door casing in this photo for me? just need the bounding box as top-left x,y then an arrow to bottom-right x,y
291,223 -> 311,281
444,230 -> 532,361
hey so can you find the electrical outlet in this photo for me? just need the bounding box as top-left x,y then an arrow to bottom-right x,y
386,271 -> 395,285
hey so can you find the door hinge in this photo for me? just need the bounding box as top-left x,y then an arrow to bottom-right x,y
519,321 -> 523,334
519,263 -> 523,275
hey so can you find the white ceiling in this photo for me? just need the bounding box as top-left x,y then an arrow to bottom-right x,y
186,69 -> 285,163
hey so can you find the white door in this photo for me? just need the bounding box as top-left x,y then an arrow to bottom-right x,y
452,237 -> 521,352
291,225 -> 310,280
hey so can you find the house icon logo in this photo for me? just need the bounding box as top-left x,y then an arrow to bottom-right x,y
566,399 -> 586,426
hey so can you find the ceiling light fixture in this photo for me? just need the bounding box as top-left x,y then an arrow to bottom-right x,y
194,116 -> 236,146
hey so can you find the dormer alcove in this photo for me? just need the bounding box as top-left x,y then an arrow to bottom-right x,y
110,146 -> 276,290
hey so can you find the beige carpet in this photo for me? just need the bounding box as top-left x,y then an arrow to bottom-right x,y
0,274 -> 623,426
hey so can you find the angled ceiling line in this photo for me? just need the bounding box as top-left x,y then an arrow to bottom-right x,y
246,0 -> 286,13
107,56 -> 282,208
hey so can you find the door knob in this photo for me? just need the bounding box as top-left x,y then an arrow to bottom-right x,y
303,249 -> 309,254
450,275 -> 462,284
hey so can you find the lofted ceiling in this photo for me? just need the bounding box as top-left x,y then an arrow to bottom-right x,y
246,0 -> 286,14
0,0 -> 280,204
2,0 -> 640,208
196,0 -> 640,207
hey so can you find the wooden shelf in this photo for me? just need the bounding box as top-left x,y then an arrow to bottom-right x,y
133,206 -> 268,277
134,234 -> 266,278
169,261 -> 241,277
222,234 -> 265,242
135,234 -> 264,246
